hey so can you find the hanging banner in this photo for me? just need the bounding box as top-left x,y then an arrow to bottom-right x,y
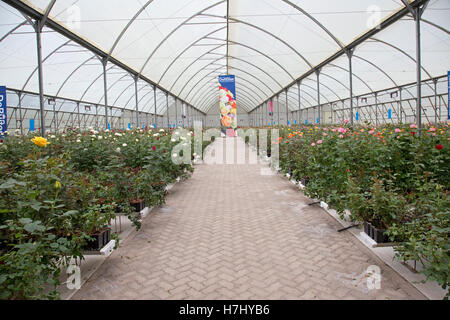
0,86 -> 7,137
218,75 -> 237,136
268,100 -> 273,116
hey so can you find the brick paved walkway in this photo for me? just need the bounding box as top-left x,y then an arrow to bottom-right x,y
72,138 -> 426,300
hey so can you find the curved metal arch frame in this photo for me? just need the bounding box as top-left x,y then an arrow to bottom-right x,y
196,82 -> 260,111
199,93 -> 253,114
20,39 -> 72,94
189,67 -> 269,108
208,37 -> 295,80
193,80 -> 262,108
280,0 -> 345,49
187,69 -> 268,110
169,44 -> 226,93
203,14 -> 314,70
193,80 -> 259,112
198,91 -> 254,114
178,58 -> 225,98
138,1 -> 227,75
158,27 -> 227,84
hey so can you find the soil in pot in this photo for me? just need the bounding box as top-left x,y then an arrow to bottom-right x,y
130,199 -> 146,212
83,228 -> 110,251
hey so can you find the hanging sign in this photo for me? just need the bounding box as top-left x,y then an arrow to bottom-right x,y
218,75 -> 237,136
0,86 -> 7,137
268,100 -> 273,116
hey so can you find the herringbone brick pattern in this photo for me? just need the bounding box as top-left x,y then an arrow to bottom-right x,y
72,138 -> 426,300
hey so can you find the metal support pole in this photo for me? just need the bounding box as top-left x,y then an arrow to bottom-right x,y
134,75 -> 139,128
18,92 -> 23,135
434,79 -> 438,125
297,81 -> 301,127
375,93 -> 379,126
285,90 -> 289,125
277,95 -> 280,126
415,6 -> 422,133
35,24 -> 46,135
166,93 -> 169,129
399,87 -> 403,123
102,58 -> 109,129
77,102 -> 81,129
174,98 -> 178,128
95,105 -> 99,129
348,50 -> 354,125
153,85 -> 157,128
316,69 -> 321,125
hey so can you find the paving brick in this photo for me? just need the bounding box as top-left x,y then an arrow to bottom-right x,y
71,138 -> 426,300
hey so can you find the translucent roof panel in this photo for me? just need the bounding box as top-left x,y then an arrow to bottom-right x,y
0,0 -> 449,115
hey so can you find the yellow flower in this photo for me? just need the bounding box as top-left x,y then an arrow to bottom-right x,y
31,136 -> 50,147
55,181 -> 61,189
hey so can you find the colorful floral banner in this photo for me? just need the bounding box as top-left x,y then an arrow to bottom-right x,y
0,86 -> 7,137
219,75 -> 237,136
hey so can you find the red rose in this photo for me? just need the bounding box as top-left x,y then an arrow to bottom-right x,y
157,136 -> 159,141
163,150 -> 166,153
435,144 -> 443,150
152,146 -> 156,151
411,132 -> 416,136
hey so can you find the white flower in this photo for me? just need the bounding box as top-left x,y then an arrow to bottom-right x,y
98,136 -> 103,140
153,133 -> 159,137
175,132 -> 179,135
61,134 -> 66,137
76,139 -> 81,143
122,143 -> 127,147
159,129 -> 164,132
115,147 -> 121,153
171,138 -> 176,142
135,139 -> 139,142
115,133 -> 122,137
180,136 -> 186,141
50,135 -> 56,139
193,153 -> 197,156
83,148 -> 88,151
172,154 -> 177,158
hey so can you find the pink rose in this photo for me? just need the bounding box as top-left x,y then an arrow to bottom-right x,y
429,127 -> 436,132
344,119 -> 349,124
323,133 -> 328,137
339,135 -> 344,139
395,128 -> 401,133
338,127 -> 346,134
311,142 -> 316,147
410,124 -> 417,129
369,130 -> 375,135
317,140 -> 323,144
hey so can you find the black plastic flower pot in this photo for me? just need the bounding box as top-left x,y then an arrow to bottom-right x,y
363,221 -> 370,235
103,228 -> 111,246
372,226 -> 389,243
301,177 -> 310,186
130,199 -> 146,212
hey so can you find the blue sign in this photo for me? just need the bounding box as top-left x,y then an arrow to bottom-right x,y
169,124 -> 171,128
107,123 -> 111,130
29,119 -> 35,131
128,123 -> 131,129
448,71 -> 450,120
316,117 -> 319,124
287,121 -> 290,125
294,120 -> 297,124
273,121 -> 276,125
305,120 -> 308,124
268,122 -> 270,126
388,109 -> 392,119
0,86 -> 7,136
153,123 -> 156,128
356,112 -> 359,121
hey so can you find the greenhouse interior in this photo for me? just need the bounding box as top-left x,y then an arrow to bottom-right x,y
0,0 -> 449,303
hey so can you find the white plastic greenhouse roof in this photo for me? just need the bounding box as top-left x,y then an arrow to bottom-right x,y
0,0 -> 449,115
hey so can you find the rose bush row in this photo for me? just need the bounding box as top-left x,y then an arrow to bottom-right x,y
250,123 -> 449,298
0,127 -> 210,299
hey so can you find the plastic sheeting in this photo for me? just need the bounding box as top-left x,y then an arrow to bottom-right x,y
0,0 -> 449,115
